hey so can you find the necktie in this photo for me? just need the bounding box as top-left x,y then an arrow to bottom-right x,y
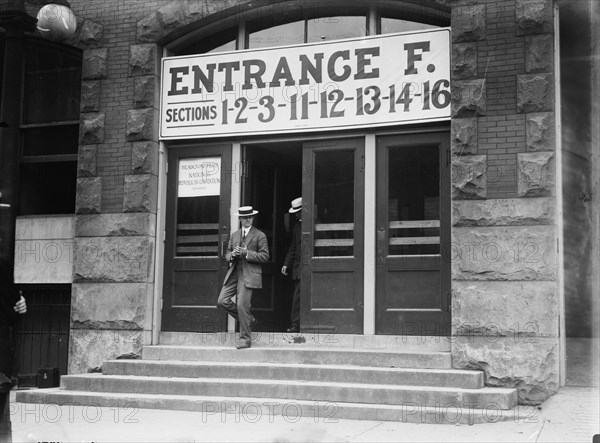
241,229 -> 246,245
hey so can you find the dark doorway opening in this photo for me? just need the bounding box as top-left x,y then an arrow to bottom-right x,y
242,142 -> 302,332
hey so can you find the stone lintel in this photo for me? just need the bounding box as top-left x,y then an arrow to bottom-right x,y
75,213 -> 156,237
452,225 -> 557,281
452,197 -> 555,227
73,236 -> 155,283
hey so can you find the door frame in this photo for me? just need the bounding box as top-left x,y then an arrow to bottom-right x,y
160,142 -> 232,333
157,126 -> 450,336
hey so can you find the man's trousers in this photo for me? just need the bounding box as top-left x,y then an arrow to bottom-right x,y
217,263 -> 253,343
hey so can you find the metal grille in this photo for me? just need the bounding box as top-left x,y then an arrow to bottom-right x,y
13,284 -> 71,385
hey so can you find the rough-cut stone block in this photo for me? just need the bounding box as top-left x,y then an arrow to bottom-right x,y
126,108 -> 156,141
79,112 -> 105,144
526,112 -> 555,152
451,5 -> 486,42
451,117 -> 477,155
75,213 -> 156,237
129,44 -> 158,77
451,79 -> 486,117
452,155 -> 486,200
123,174 -> 158,213
452,197 -> 555,227
156,2 -> 187,34
526,34 -> 553,73
451,337 -> 559,405
452,43 -> 477,79
186,0 -> 238,22
75,177 -> 101,214
517,152 -> 555,197
72,283 -> 152,330
517,73 -> 554,113
452,281 -> 558,337
132,141 -> 159,175
452,225 -> 557,281
78,20 -> 103,47
78,145 -> 97,177
82,48 -> 108,80
68,328 -> 144,374
133,75 -> 158,109
73,237 -> 154,283
516,0 -> 553,36
80,81 -> 100,113
137,12 -> 165,43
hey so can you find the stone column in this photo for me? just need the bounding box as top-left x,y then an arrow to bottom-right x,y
69,32 -> 159,374
450,0 -> 560,405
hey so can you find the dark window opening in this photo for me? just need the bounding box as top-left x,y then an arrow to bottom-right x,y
19,161 -> 77,216
19,37 -> 82,216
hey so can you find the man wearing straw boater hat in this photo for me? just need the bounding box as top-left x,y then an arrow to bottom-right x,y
281,197 -> 302,333
217,206 -> 269,349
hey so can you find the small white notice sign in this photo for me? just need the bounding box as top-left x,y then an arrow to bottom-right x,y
178,157 -> 221,197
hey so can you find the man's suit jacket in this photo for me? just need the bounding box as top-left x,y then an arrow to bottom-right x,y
283,222 -> 301,280
223,226 -> 269,289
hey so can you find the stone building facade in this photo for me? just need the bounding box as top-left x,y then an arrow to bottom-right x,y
1,0 -> 597,406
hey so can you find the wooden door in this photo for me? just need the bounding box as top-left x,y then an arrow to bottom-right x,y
301,138 -> 365,334
161,144 -> 231,332
375,132 -> 451,335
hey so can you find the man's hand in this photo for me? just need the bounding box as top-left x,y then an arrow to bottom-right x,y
233,246 -> 247,257
13,295 -> 26,314
281,265 -> 288,275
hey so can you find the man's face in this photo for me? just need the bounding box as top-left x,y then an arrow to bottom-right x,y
295,212 -> 301,222
240,216 -> 253,229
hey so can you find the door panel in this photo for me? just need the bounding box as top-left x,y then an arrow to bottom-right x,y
161,144 -> 231,332
301,138 -> 364,334
376,133 -> 450,335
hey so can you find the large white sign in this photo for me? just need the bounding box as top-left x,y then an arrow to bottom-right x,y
160,28 -> 450,140
178,157 -> 221,197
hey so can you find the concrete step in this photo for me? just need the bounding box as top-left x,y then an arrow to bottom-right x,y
59,374 -> 518,410
16,388 -> 521,425
102,359 -> 484,389
159,332 -> 452,352
142,345 -> 452,369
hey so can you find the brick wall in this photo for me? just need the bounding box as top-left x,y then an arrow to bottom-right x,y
71,0 -> 163,212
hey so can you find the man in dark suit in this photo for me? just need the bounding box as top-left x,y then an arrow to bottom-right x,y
1,264 -> 27,443
281,197 -> 302,333
217,206 -> 269,349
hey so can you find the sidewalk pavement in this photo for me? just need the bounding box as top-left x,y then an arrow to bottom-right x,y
8,386 -> 599,443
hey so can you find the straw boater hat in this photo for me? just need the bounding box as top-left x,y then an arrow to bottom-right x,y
288,197 -> 302,213
236,206 -> 258,216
